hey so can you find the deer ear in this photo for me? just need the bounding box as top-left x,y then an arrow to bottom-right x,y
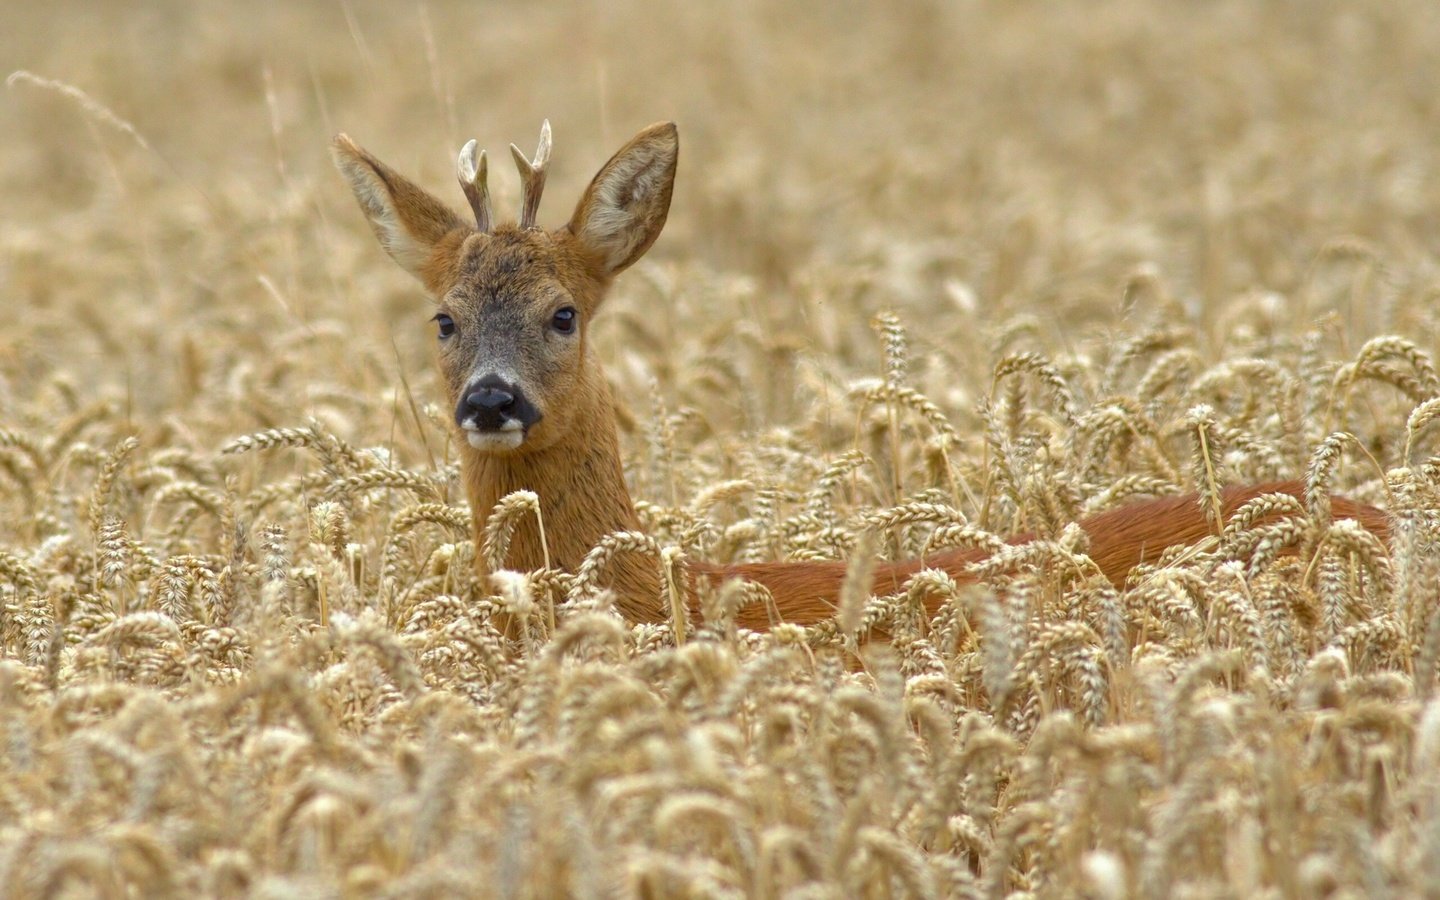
567,122 -> 678,276
331,134 -> 468,283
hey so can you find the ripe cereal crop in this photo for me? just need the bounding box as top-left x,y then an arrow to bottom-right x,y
2,2 -> 1440,896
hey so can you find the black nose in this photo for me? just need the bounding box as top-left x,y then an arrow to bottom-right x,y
456,375 -> 541,432
466,386 -> 515,413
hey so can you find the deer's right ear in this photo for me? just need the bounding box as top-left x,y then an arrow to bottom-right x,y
331,134 -> 468,284
567,122 -> 678,277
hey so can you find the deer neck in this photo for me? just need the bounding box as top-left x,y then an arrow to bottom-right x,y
462,379 -> 667,622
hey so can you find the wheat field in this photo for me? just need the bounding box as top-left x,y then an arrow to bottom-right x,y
3,1 -> 1440,896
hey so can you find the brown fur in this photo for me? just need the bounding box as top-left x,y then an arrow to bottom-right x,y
333,124 -> 1390,633
697,480 -> 1390,630
333,123 -> 679,609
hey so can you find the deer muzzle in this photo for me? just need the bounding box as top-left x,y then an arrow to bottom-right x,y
455,374 -> 541,451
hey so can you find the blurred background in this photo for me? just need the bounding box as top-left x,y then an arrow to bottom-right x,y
3,0 -> 1439,458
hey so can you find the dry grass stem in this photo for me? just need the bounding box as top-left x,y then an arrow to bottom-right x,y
1,3 -> 1432,895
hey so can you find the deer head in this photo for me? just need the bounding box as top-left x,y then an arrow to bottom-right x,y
331,121 -> 679,456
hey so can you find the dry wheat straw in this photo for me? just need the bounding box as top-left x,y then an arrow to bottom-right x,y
6,71 -> 152,151
481,490 -> 546,573
1,6 -> 1434,895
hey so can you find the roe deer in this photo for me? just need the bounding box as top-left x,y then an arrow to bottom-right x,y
331,121 -> 1389,631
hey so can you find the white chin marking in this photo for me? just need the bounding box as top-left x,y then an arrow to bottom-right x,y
466,430 -> 525,451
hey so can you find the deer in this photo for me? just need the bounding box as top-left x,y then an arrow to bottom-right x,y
330,121 -> 1389,632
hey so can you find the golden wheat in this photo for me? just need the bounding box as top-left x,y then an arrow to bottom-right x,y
3,1 -> 1440,896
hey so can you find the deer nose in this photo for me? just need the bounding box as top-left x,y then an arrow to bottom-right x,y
456,375 -> 541,433
466,386 -> 515,413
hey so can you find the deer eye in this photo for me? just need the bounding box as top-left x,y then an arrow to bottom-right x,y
551,307 -> 578,335
433,313 -> 456,339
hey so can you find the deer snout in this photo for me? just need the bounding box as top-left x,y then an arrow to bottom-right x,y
467,385 -> 515,416
456,375 -> 541,439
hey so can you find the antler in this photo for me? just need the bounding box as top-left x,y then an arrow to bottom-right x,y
457,139 -> 491,233
510,120 -> 552,229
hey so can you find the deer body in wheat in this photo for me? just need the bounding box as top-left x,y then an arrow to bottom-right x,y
332,122 -> 1388,632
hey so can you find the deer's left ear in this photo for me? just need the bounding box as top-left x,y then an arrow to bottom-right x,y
567,122 -> 678,276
